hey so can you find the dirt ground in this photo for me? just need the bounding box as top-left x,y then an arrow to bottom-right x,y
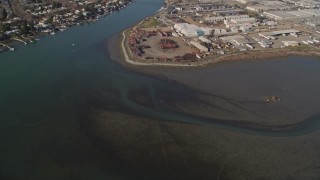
141,34 -> 198,59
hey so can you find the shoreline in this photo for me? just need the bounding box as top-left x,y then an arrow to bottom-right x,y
0,1 -> 134,53
108,31 -> 320,128
121,28 -> 320,67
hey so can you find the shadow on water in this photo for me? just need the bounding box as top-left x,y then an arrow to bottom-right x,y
67,37 -> 320,138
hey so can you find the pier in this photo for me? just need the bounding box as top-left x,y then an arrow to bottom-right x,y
0,42 -> 15,51
12,38 -> 27,45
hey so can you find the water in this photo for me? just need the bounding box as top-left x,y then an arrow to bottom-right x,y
1,0 -> 320,179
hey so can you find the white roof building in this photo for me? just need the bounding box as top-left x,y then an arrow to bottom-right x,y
246,5 -> 276,12
263,11 -> 294,20
198,36 -> 211,43
299,9 -> 320,17
205,16 -> 225,23
283,41 -> 299,46
225,15 -> 249,20
230,18 -> 256,24
213,28 -> 238,36
287,11 -> 314,18
259,29 -> 300,38
190,41 -> 209,52
174,23 -> 212,37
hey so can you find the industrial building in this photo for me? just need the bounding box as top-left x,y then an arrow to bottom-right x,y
190,41 -> 209,52
225,15 -> 249,20
212,9 -> 244,16
213,28 -> 238,36
198,36 -> 211,43
306,20 -> 320,28
174,23 -> 212,37
259,29 -> 300,39
282,41 -> 299,46
299,9 -> 320,17
230,17 -> 256,24
224,17 -> 256,29
205,16 -> 225,23
263,11 -> 294,20
205,15 -> 251,23
246,5 -> 276,12
235,0 -> 257,4
287,11 -> 314,18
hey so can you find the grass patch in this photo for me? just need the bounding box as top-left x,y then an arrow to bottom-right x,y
138,17 -> 166,28
289,44 -> 312,51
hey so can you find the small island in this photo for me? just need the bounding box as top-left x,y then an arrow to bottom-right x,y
122,0 -> 320,66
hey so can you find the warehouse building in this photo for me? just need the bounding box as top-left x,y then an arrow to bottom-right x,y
263,11 -> 294,20
287,11 -> 314,18
205,16 -> 225,23
198,36 -> 211,43
190,41 -> 209,52
299,9 -> 320,17
225,15 -> 249,20
259,29 -> 300,39
246,5 -> 276,12
174,23 -> 212,37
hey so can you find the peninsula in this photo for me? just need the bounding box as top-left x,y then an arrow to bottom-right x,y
122,0 -> 320,66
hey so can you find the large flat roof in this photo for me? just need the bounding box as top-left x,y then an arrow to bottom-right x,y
299,9 -> 320,17
287,11 -> 314,18
260,29 -> 300,36
264,11 -> 293,19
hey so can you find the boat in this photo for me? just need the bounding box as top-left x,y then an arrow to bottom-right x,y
265,96 -> 280,102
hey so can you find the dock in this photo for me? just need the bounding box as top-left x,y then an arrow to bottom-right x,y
0,43 -> 15,51
12,38 -> 27,45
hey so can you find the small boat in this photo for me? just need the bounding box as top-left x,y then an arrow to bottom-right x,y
265,96 -> 280,102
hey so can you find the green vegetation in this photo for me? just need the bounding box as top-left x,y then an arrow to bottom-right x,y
138,17 -> 166,28
0,7 -> 8,20
20,21 -> 31,35
52,2 -> 62,9
0,22 -> 10,32
290,44 -> 312,51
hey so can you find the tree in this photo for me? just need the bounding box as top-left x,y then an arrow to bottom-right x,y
0,7 -> 8,20
0,22 -> 4,33
85,4 -> 96,13
0,22 -> 10,32
48,16 -> 53,24
78,13 -> 85,20
20,21 -> 31,35
52,2 -> 62,9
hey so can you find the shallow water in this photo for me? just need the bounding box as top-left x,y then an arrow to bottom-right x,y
1,0 -> 320,179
